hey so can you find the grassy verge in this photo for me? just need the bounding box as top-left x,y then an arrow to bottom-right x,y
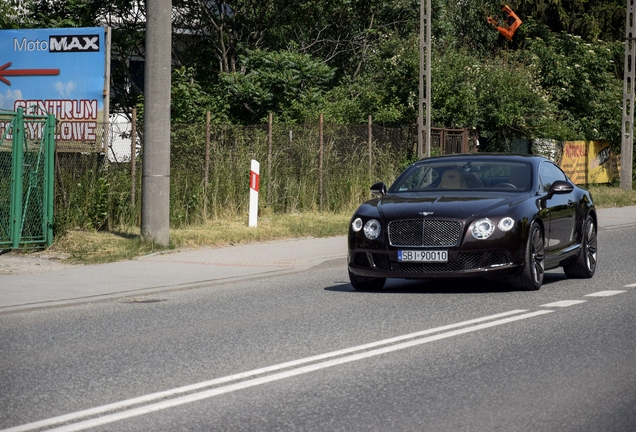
587,184 -> 636,207
48,184 -> 636,265
50,212 -> 351,265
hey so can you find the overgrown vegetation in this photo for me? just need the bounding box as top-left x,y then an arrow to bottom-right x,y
54,123 -> 414,233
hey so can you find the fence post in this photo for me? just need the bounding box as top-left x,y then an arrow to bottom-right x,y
10,108 -> 25,248
44,113 -> 56,247
319,113 -> 324,211
441,128 -> 446,154
267,112 -> 272,206
368,115 -> 373,185
131,107 -> 137,206
204,110 -> 211,219
461,128 -> 468,153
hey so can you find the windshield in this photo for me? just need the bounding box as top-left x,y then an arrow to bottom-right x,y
390,160 -> 532,193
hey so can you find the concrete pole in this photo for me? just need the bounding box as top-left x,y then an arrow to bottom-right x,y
103,26 -> 111,155
204,110 -> 210,218
368,115 -> 373,185
267,112 -> 273,206
141,0 -> 172,246
418,0 -> 432,159
319,113 -> 324,211
425,0 -> 431,159
622,0 -> 635,191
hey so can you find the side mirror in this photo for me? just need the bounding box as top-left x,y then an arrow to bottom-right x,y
546,180 -> 574,199
370,182 -> 387,197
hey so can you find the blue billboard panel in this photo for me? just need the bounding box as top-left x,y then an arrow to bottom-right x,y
0,27 -> 106,150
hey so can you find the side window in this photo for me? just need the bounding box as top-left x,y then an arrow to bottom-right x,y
538,162 -> 567,193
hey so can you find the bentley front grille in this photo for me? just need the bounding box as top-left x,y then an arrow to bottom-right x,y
388,220 -> 461,247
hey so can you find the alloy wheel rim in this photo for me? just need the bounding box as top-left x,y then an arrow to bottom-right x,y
531,227 -> 545,285
585,220 -> 597,272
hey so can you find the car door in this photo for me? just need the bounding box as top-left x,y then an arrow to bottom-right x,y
538,161 -> 576,253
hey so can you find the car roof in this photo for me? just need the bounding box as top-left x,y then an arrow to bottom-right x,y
413,153 -> 549,166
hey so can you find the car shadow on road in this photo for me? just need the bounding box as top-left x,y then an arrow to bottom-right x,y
325,271 -> 567,294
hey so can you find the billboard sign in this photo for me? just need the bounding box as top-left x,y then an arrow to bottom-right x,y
0,27 -> 107,151
559,141 -> 619,184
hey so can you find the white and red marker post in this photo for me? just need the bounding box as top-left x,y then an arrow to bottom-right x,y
249,159 -> 260,227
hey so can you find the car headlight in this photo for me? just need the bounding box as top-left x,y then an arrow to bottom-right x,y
351,217 -> 363,232
498,217 -> 515,232
363,219 -> 381,240
472,218 -> 495,239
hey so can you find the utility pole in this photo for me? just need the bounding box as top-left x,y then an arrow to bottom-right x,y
622,0 -> 635,191
141,0 -> 172,246
418,0 -> 432,159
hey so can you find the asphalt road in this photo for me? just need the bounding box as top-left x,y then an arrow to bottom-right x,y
2,225 -> 636,431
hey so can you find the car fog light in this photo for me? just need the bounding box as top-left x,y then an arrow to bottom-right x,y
364,219 -> 381,240
351,217 -> 363,232
472,218 -> 494,239
498,217 -> 515,232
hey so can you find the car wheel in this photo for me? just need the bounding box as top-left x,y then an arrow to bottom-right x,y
512,222 -> 545,291
563,215 -> 597,279
348,269 -> 386,291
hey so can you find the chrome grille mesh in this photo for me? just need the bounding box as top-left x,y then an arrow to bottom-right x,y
388,220 -> 461,247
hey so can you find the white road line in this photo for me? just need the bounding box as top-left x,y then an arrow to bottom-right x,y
625,283 -> 636,288
45,310 -> 554,432
540,300 -> 587,308
1,309 -> 528,432
585,290 -> 627,297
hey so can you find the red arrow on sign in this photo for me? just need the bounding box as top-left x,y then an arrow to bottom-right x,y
0,62 -> 60,85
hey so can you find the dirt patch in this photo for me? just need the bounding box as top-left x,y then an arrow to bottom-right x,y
0,250 -> 74,275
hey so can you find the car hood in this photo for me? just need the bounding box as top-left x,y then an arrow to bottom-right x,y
375,192 -> 524,221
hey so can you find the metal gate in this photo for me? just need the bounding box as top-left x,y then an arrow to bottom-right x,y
0,108 -> 55,249
431,127 -> 470,154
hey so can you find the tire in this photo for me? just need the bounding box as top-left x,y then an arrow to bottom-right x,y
348,269 -> 386,291
512,222 -> 545,291
564,215 -> 597,279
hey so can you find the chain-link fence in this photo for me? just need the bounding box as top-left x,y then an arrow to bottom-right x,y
1,109 -> 55,249
54,121 -> 418,231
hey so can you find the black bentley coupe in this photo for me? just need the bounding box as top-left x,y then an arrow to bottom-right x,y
348,154 -> 597,291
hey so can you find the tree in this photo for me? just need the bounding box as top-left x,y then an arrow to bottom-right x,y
0,0 -> 33,28
516,32 -> 623,145
436,0 -> 505,55
299,32 -> 419,125
218,49 -> 335,124
171,67 -> 228,124
26,0 -> 112,27
515,0 -> 625,42
432,49 -> 563,149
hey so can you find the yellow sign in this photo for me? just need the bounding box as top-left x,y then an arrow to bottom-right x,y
559,141 -> 618,184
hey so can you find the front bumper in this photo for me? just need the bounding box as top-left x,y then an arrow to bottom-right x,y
348,248 -> 522,280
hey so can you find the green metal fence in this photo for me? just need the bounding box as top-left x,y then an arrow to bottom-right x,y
0,108 -> 55,249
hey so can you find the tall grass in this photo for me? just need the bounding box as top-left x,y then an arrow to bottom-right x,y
53,123 -> 416,234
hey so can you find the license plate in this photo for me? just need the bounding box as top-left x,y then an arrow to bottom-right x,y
398,250 -> 448,263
